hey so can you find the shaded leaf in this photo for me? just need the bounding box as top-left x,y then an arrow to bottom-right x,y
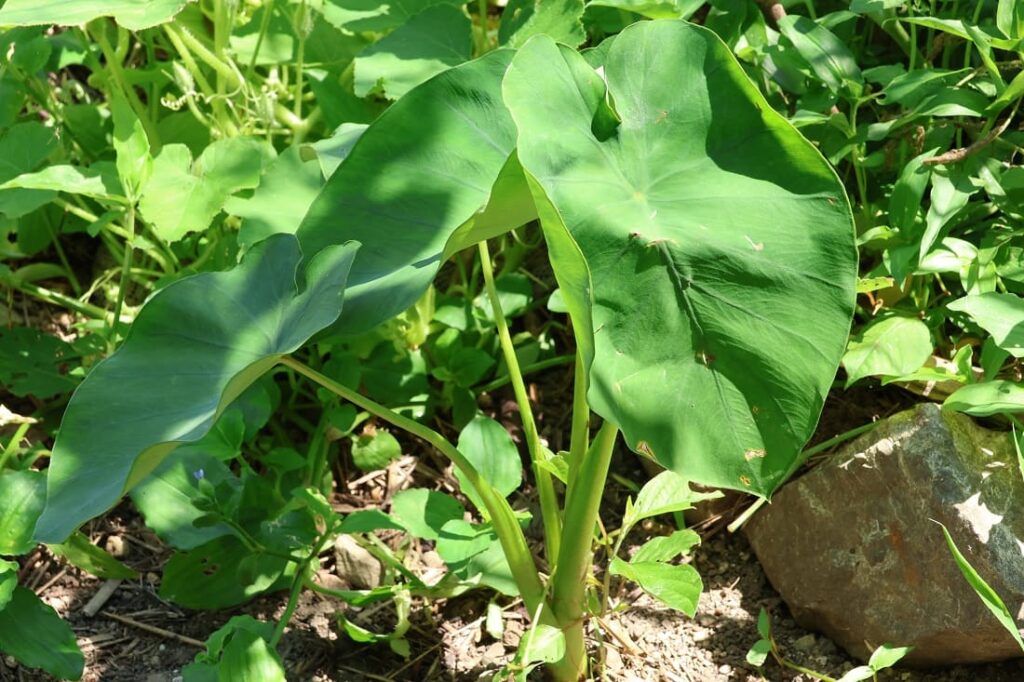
34,235 -> 359,544
47,531 -> 137,579
0,587 -> 84,680
0,327 -> 77,399
161,536 -> 292,609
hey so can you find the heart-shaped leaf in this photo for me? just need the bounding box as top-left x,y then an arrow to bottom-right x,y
34,235 -> 359,543
503,22 -> 856,496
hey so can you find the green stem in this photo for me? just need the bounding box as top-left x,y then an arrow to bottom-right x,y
474,355 -> 574,394
548,421 -> 618,682
293,0 -> 307,119
246,0 -> 275,80
477,240 -> 562,564
0,422 -> 32,471
91,22 -> 160,149
566,352 -> 590,498
9,280 -> 109,320
279,355 -> 549,618
109,204 -> 136,344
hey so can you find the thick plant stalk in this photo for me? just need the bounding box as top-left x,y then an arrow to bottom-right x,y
478,240 -> 563,563
548,421 -> 619,681
279,356 -> 549,618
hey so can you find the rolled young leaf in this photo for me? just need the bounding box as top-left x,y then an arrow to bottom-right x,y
34,235 -> 359,543
503,22 -> 857,497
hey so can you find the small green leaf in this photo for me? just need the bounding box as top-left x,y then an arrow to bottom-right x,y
0,559 -> 17,610
111,94 -> 151,201
778,15 -> 863,92
0,164 -> 124,202
0,470 -> 45,555
0,327 -> 77,399
47,532 -> 137,580
390,489 -> 465,541
757,608 -> 771,638
948,293 -> 1024,358
624,471 -> 720,531
517,623 -> 566,665
609,557 -> 702,616
842,316 -> 933,387
944,381 -> 1024,416
161,536 -> 292,610
217,629 -> 286,682
0,586 -> 84,680
351,430 -> 403,472
339,509 -> 404,534
631,529 -> 700,563
938,522 -> 1024,653
455,416 -> 523,512
868,643 -> 912,670
745,639 -> 771,667
836,665 -> 875,682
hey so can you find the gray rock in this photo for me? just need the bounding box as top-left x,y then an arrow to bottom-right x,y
745,403 -> 1024,666
334,534 -> 382,589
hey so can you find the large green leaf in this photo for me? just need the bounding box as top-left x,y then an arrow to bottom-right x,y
353,5 -> 472,100
33,235 -> 359,543
0,0 -> 189,30
0,587 -> 84,680
503,22 -> 856,496
298,48 -> 534,335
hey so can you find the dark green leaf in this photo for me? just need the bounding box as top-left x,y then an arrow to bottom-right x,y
34,235 -> 359,544
0,587 -> 84,680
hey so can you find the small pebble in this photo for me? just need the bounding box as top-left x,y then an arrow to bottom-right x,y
104,534 -> 127,558
718,664 -> 731,674
793,634 -> 817,652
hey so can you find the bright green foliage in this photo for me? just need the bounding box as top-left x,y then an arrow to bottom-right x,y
33,235 -> 359,543
609,557 -> 702,616
353,5 -> 472,99
842,316 -> 933,386
389,488 -> 464,541
0,470 -> 44,554
455,415 -> 523,512
351,430 -> 403,471
0,0 -> 189,30
944,380 -> 1024,416
949,293 -> 1024,357
0,587 -> 84,680
504,23 -> 856,496
139,139 -> 275,242
498,0 -> 585,48
183,616 -> 285,681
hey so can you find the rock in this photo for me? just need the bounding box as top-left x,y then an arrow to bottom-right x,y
793,634 -> 817,653
746,403 -> 1024,666
333,535 -> 382,590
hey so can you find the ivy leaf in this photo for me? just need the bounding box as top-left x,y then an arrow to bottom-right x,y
504,23 -> 857,497
0,0 -> 190,29
139,139 -> 274,243
33,235 -> 359,544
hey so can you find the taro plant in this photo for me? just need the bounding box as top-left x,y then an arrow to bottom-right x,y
28,19 -> 856,680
